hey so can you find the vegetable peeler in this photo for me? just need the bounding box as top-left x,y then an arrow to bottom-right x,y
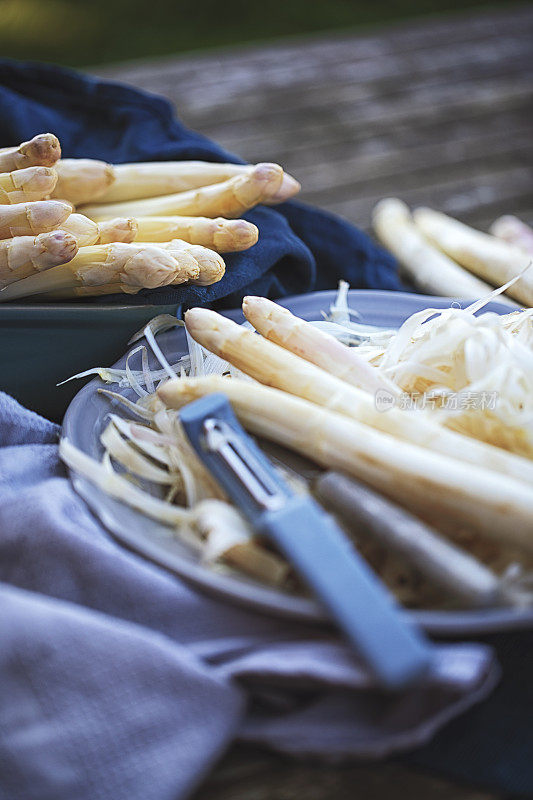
180,392 -> 434,690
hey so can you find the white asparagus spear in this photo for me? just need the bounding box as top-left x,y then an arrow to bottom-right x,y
0,231 -> 78,285
183,307 -> 533,487
79,163 -> 284,221
59,213 -> 138,247
0,134 -> 61,172
137,239 -> 225,286
52,159 -> 115,205
315,471 -> 526,608
0,243 -> 199,301
0,200 -> 71,238
97,217 -> 138,244
157,376 -> 533,551
134,216 -> 258,252
413,207 -> 533,307
0,166 -> 57,204
92,160 -> 300,205
242,295 -> 398,395
45,238 -> 223,296
490,216 -> 533,256
372,199 -> 516,305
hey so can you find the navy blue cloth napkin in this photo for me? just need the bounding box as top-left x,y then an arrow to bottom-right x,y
0,59 -> 401,308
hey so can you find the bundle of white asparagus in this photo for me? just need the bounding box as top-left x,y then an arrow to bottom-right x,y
0,134 -> 301,300
61,286 -> 533,609
373,199 -> 533,307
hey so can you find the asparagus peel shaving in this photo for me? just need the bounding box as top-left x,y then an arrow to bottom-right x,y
413,207 -> 533,306
0,134 -> 61,172
183,306 -> 533,487
62,430 -> 288,585
79,163 -> 284,221
134,215 -> 258,252
365,301 -> 533,458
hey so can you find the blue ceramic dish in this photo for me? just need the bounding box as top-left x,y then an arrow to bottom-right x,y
62,290 -> 533,635
0,301 -> 179,422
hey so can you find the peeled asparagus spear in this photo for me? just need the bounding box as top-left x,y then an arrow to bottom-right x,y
372,199 -> 516,305
0,166 -> 58,204
242,295 -> 398,395
0,200 -> 71,238
184,307 -> 533,487
64,159 -> 300,205
158,376 -> 533,550
315,471 -> 521,608
59,213 -> 138,247
52,159 -> 115,205
79,163 -> 284,221
0,134 -> 61,172
0,243 -> 199,302
137,239 -> 225,286
134,216 -> 258,252
0,231 -> 78,285
413,207 -> 533,306
490,215 -> 533,256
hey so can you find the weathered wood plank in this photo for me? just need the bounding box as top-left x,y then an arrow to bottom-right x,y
96,6 -> 533,94
270,128 -> 532,197
282,106 -> 533,171
95,7 -> 532,234
170,40 -> 533,122
193,746 -> 497,800
326,166 -> 533,228
197,77 -> 532,157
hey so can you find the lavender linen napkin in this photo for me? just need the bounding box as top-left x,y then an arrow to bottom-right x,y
0,392 -> 498,800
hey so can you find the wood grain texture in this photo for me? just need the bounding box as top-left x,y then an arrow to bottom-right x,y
94,9 -> 529,798
193,746 -> 496,800
96,5 -> 533,234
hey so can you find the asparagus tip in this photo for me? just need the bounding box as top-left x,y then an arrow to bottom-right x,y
229,219 -> 259,247
184,307 -> 219,336
24,133 -> 61,166
242,295 -> 264,314
38,230 -> 78,263
251,162 -> 284,193
269,173 -> 301,203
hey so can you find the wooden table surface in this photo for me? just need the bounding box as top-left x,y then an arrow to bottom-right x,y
97,4 -> 533,234
95,7 -> 532,798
